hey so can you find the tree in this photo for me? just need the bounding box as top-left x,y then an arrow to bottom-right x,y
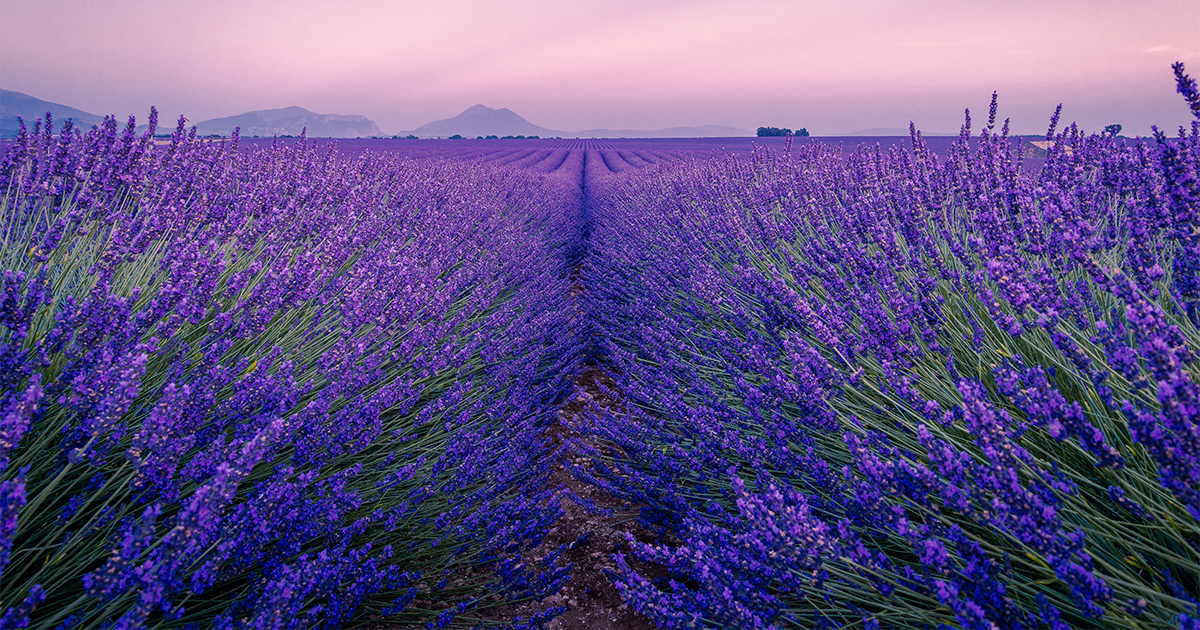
796,128 -> 810,137
756,126 -> 791,137
449,134 -> 463,139
1104,124 -> 1122,137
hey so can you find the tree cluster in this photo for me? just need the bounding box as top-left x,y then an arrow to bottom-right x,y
756,127 -> 809,137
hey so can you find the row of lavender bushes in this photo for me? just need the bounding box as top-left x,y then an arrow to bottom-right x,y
0,114 -> 584,628
580,68 -> 1200,628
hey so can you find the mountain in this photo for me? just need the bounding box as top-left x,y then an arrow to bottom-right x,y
413,104 -> 559,138
570,124 -> 751,138
194,106 -> 384,137
1,89 -> 105,137
407,105 -> 752,138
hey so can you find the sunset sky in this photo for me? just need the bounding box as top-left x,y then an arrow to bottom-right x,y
1,0 -> 1197,136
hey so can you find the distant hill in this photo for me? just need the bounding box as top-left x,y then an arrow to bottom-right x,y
405,105 -> 751,138
195,106 -> 384,138
1,89 -> 105,137
412,105 -> 559,138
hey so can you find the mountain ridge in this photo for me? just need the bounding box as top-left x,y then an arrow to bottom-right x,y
1,89 -> 105,137
4,91 -> 777,140
403,104 -> 752,138
412,104 -> 560,138
194,106 -> 384,137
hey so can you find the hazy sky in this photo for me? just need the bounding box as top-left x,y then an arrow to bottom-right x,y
2,0 -> 1198,135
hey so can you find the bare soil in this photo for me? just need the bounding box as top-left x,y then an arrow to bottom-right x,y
366,365 -> 668,630
472,366 -> 666,629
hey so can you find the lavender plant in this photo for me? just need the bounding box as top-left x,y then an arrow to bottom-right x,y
0,114 -> 586,628
582,69 -> 1200,629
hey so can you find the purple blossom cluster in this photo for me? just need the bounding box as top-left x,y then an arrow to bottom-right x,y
580,73 -> 1200,628
0,114 -> 587,628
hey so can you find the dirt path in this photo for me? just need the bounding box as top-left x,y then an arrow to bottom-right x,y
459,366 -> 663,629
367,365 -> 665,630
493,255 -> 665,628
509,253 -> 665,629
503,366 -> 663,630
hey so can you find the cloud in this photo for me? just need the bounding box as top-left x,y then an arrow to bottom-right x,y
1145,45 -> 1172,53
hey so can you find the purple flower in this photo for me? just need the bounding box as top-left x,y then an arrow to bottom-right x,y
0,377 -> 41,471
0,585 -> 45,630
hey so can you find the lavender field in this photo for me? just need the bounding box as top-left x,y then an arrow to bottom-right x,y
2,68 -> 1200,630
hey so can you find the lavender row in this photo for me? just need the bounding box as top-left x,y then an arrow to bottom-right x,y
580,74 -> 1200,629
0,114 -> 585,628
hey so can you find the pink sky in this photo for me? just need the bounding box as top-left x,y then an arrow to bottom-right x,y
2,0 -> 1197,135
